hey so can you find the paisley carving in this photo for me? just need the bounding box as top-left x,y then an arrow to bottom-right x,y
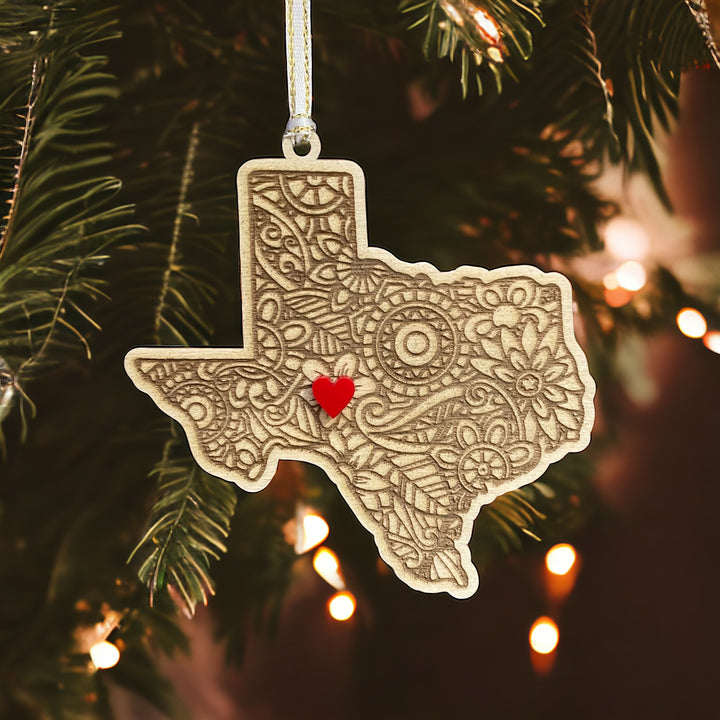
125,156 -> 595,598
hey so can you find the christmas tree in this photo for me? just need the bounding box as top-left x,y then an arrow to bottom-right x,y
1,1 -> 719,718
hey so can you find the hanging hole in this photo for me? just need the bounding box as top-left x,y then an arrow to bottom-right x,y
282,133 -> 321,161
293,139 -> 312,156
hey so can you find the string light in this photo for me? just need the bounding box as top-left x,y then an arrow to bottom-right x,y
89,641 -> 120,670
472,7 -> 501,44
615,261 -> 647,292
312,547 -> 345,590
703,330 -> 720,354
529,617 -> 559,655
328,591 -> 356,621
295,512 -> 329,554
439,1 -> 502,46
545,543 -> 577,576
676,308 -> 707,338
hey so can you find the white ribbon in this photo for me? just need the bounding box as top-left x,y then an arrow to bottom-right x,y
285,0 -> 317,144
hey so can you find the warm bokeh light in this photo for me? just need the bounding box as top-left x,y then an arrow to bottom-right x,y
313,547 -> 338,575
529,617 -> 559,655
703,330 -> 720,354
677,307 -> 707,338
603,216 -> 650,260
473,8 -> 501,43
328,591 -> 356,621
312,547 -> 344,590
602,271 -> 619,290
615,261 -> 647,292
545,543 -> 577,576
296,513 -> 329,554
604,286 -> 634,308
89,640 -> 120,669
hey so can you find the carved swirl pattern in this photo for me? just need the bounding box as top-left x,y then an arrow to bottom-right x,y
127,166 -> 595,598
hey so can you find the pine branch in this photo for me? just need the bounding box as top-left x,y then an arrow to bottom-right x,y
546,2 -> 619,159
112,117 -> 237,348
0,1 -> 141,423
0,55 -> 42,263
401,0 -> 543,96
129,432 -> 238,617
152,122 -> 205,345
590,0 -> 710,204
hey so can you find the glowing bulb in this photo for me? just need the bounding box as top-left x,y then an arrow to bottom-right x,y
439,1 -> 501,45
615,261 -> 646,292
604,217 -> 650,260
89,641 -> 120,670
473,8 -> 501,43
604,286 -> 633,308
545,543 -> 577,576
313,547 -> 344,590
602,271 -> 619,290
328,591 -> 356,621
313,547 -> 338,574
703,331 -> 720,354
295,513 -> 329,554
677,308 -> 707,338
529,617 -> 559,655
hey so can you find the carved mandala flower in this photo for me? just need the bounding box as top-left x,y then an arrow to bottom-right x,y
473,321 -> 585,445
464,278 -> 561,344
432,421 -> 537,500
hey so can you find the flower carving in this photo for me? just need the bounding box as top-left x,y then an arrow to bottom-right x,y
472,321 -> 585,446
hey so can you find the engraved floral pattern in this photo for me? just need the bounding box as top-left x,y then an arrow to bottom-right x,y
126,164 -> 595,598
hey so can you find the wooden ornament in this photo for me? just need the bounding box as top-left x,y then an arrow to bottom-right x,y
125,136 -> 595,598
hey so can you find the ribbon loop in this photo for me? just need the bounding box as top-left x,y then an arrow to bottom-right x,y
284,0 -> 317,145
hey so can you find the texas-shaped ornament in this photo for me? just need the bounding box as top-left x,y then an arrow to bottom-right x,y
125,138 -> 595,598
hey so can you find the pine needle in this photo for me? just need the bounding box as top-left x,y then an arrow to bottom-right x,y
129,432 -> 238,617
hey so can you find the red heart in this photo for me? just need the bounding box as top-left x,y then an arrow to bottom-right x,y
312,375 -> 355,418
